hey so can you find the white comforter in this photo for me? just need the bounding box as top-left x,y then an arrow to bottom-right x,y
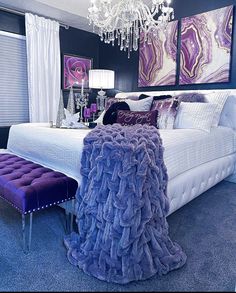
7,123 -> 236,183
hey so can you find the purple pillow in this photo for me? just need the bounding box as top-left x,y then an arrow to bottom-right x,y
151,98 -> 179,129
116,110 -> 158,127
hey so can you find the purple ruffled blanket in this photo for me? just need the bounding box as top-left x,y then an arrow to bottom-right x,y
64,124 -> 186,284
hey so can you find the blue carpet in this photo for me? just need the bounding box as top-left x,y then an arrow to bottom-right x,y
0,181 -> 235,292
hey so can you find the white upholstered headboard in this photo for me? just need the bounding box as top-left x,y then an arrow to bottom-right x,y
115,89 -> 236,131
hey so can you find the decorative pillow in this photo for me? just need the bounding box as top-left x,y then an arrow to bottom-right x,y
138,94 -> 151,100
123,94 -> 139,100
174,102 -> 219,132
105,97 -> 120,111
103,101 -> 130,125
115,93 -> 139,100
175,93 -> 205,103
151,98 -> 179,129
139,94 -> 172,101
125,96 -> 153,111
204,91 -> 230,127
117,110 -> 158,127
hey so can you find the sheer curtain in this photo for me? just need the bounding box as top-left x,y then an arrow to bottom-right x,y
25,13 -> 61,123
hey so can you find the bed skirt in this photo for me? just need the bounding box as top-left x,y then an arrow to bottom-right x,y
64,124 -> 186,284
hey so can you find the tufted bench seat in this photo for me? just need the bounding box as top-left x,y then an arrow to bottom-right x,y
0,153 -> 78,252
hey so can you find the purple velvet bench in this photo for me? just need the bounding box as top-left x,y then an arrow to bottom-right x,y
0,153 -> 78,252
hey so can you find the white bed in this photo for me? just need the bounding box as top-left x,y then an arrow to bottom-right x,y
7,118 -> 236,214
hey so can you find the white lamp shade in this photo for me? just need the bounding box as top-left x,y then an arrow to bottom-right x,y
89,69 -> 115,89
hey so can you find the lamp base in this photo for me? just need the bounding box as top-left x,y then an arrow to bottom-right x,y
96,95 -> 107,112
98,89 -> 106,96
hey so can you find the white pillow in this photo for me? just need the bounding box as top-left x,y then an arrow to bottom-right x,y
204,91 -> 230,127
174,102 -> 218,132
125,96 -> 153,111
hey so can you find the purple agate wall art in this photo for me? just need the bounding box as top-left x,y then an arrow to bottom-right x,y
180,5 -> 233,85
138,20 -> 178,87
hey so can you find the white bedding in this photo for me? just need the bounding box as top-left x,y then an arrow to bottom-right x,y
7,123 -> 236,184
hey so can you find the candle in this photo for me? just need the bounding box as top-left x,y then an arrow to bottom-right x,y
90,103 -> 97,113
84,107 -> 91,118
81,79 -> 84,96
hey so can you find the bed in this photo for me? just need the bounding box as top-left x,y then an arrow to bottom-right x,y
7,89 -> 236,216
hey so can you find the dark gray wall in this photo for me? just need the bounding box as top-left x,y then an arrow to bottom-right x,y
99,0 -> 236,92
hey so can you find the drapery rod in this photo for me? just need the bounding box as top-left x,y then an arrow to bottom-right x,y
0,6 -> 69,29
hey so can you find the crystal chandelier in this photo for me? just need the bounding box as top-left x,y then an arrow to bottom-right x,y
88,0 -> 174,58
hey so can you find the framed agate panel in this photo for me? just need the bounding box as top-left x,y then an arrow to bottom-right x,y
180,5 -> 234,85
138,20 -> 178,87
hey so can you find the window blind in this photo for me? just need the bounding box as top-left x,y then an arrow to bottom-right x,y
0,31 -> 29,126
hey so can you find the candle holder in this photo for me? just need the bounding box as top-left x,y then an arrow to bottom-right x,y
90,103 -> 97,122
83,107 -> 91,125
75,93 -> 88,123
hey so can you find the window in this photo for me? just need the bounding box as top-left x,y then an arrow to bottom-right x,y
0,31 -> 29,126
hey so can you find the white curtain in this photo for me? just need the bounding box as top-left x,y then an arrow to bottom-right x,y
25,13 -> 61,123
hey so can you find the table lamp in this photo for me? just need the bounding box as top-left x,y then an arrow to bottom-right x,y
89,69 -> 115,112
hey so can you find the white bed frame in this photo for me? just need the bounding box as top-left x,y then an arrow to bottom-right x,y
115,89 -> 236,215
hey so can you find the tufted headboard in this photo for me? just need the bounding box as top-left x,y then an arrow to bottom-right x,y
115,89 -> 236,131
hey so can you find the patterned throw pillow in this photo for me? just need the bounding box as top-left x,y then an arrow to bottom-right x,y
151,98 -> 179,129
116,110 -> 158,127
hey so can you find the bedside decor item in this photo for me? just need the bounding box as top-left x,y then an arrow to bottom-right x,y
180,5 -> 233,85
90,103 -> 97,122
56,90 -> 65,128
63,54 -> 93,89
88,0 -> 174,58
67,87 -> 76,115
89,69 -> 115,113
88,122 -> 97,129
75,92 -> 89,123
83,107 -> 91,124
138,20 -> 178,87
61,109 -> 86,129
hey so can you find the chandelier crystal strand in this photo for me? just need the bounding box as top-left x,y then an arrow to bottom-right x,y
88,0 -> 174,58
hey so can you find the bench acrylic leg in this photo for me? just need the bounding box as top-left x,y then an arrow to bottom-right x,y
28,213 -> 33,251
22,213 -> 33,253
22,214 -> 26,253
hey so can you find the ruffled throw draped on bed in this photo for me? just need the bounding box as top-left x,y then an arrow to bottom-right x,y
64,124 -> 186,284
